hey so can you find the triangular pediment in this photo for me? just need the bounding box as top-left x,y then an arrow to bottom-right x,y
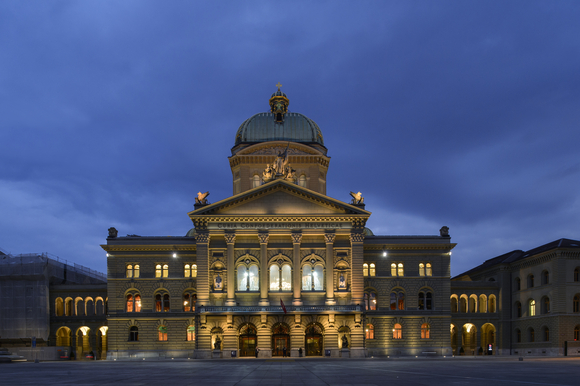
188,179 -> 370,219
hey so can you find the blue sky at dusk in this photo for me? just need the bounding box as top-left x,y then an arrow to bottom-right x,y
1,1 -> 579,276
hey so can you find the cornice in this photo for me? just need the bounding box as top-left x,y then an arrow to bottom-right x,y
364,243 -> 457,251
101,245 -> 197,252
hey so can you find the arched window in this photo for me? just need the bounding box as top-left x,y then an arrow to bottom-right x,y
55,298 -> 64,316
390,290 -> 405,310
184,264 -> 190,277
543,326 -> 549,342
252,174 -> 261,188
366,324 -> 374,339
126,264 -> 133,278
515,328 -> 521,343
573,294 -> 580,313
460,296 -> 467,313
515,277 -> 521,291
575,268 -> 579,282
270,265 -> 279,291
162,264 -> 169,278
528,274 -> 534,288
126,264 -> 139,278
419,263 -> 425,276
529,328 -> 535,342
468,295 -> 477,313
479,294 -> 487,313
129,326 -> 138,342
515,301 -> 522,318
298,174 -> 307,187
237,264 -> 259,291
391,263 -> 397,276
418,290 -> 433,310
364,291 -> 377,311
302,263 -> 323,291
126,294 -> 133,312
421,323 -> 430,339
155,293 -> 170,312
86,298 -> 95,316
393,323 -> 402,339
363,263 -> 369,277
489,295 -> 496,313
187,325 -> 195,341
183,292 -> 196,312
156,264 -> 162,278
158,325 -> 168,341
541,296 -> 550,314
542,270 -> 549,285
529,299 -> 536,316
450,296 -> 458,313
56,327 -> 71,346
369,263 -> 376,277
575,325 -> 580,341
269,264 -> 292,291
65,297 -> 73,316
398,263 -> 404,276
426,263 -> 432,276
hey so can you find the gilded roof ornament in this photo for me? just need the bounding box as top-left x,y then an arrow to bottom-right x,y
269,83 -> 289,123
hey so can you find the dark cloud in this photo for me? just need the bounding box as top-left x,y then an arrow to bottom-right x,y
1,1 -> 579,275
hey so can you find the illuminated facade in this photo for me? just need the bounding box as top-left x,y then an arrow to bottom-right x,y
102,86 -> 455,359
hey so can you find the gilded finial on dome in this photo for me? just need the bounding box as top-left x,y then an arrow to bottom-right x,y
269,83 -> 289,123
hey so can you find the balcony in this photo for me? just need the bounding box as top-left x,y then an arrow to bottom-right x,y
198,305 -> 360,314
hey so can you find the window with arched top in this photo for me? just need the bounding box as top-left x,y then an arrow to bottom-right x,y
542,270 -> 549,285
364,291 -> 377,311
156,264 -> 162,278
129,326 -> 138,342
515,328 -> 521,343
489,295 -> 496,313
126,264 -> 133,278
391,263 -> 397,276
541,296 -> 550,314
369,263 -> 376,276
55,298 -> 64,316
573,294 -> 580,313
366,324 -> 374,339
183,292 -> 196,312
393,323 -> 402,339
460,297 -> 467,313
479,294 -> 487,313
529,328 -> 535,342
515,277 -> 521,291
418,290 -> 433,310
237,263 -> 260,291
543,326 -> 549,342
158,325 -> 168,341
252,174 -> 261,188
575,325 -> 580,341
184,264 -> 197,278
468,295 -> 477,313
398,263 -> 404,276
126,264 -> 140,278
298,174 -> 307,187
187,325 -> 195,341
363,263 -> 369,277
270,264 -> 292,291
155,293 -> 170,312
390,290 -> 405,310
421,323 -> 430,339
450,297 -> 458,313
529,299 -> 536,316
515,301 -> 522,318
419,263 -> 425,276
302,263 -> 323,291
126,293 -> 141,313
528,274 -> 534,288
426,263 -> 432,276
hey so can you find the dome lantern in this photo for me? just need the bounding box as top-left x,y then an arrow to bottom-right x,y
269,83 -> 289,123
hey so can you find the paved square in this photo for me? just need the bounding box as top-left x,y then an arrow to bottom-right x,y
2,357 -> 580,386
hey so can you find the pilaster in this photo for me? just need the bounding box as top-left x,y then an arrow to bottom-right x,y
225,232 -> 236,306
258,231 -> 270,306
195,232 -> 211,306
292,232 -> 303,305
350,232 -> 365,305
325,231 -> 336,305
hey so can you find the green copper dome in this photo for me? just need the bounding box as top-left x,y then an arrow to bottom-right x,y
234,112 -> 324,146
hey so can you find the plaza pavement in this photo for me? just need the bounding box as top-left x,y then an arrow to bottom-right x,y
2,357 -> 580,386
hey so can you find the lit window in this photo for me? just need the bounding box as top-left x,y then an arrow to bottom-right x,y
418,290 -> 433,310
238,264 -> 259,291
421,323 -> 430,339
393,323 -> 402,339
369,263 -> 376,277
529,299 -> 536,316
426,263 -> 432,276
479,295 -> 487,313
270,264 -> 291,291
419,263 -> 425,277
126,294 -> 133,312
184,264 -> 191,278
155,293 -> 170,312
391,263 -> 397,276
398,263 -> 404,277
158,325 -> 168,341
390,290 -> 405,310
363,263 -> 369,277
126,265 -> 133,278
163,264 -> 169,278
364,291 -> 377,311
156,264 -> 162,278
129,326 -> 138,342
187,325 -> 195,341
302,263 -> 323,291
183,292 -> 196,312
366,324 -> 374,339
126,293 -> 141,313
125,264 -> 140,278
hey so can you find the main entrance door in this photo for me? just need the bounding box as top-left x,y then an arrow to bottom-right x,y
239,324 -> 257,357
305,324 -> 323,356
271,323 -> 290,356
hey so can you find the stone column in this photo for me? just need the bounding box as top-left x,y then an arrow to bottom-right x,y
325,231 -> 336,305
195,232 -> 211,306
350,232 -> 365,305
292,232 -> 303,306
225,232 -> 236,306
258,232 -> 270,306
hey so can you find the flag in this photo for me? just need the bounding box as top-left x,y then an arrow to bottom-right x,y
280,298 -> 287,314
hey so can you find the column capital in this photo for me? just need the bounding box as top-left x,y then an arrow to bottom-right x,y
257,232 -> 269,245
224,232 -> 236,244
195,232 -> 210,244
324,231 -> 336,244
349,232 -> 364,243
291,232 -> 303,244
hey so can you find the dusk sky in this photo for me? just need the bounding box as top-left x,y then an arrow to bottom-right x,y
1,1 -> 579,277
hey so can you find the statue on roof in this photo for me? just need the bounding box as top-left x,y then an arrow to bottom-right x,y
195,191 -> 210,205
350,191 -> 364,205
273,143 -> 290,176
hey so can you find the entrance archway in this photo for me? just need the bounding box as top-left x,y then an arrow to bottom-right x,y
481,323 -> 496,354
462,323 -> 477,355
238,323 -> 257,357
450,324 -> 457,355
305,324 -> 323,356
271,323 -> 290,356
